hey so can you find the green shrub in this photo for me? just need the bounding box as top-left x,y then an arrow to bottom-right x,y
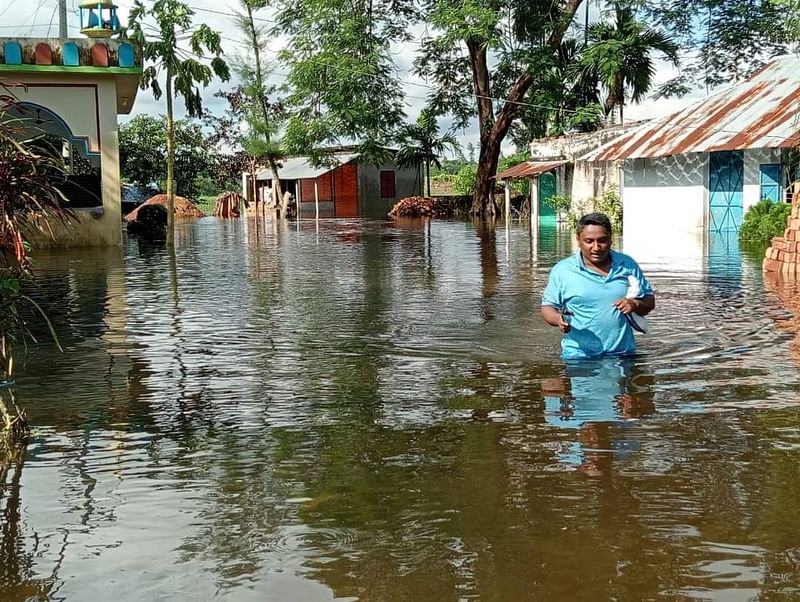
565,186 -> 622,232
739,200 -> 791,242
453,163 -> 478,196
593,186 -> 622,231
544,193 -> 572,213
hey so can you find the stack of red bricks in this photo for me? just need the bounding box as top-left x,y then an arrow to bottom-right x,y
764,204 -> 800,274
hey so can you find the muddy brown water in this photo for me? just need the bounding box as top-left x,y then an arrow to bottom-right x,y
2,219 -> 799,600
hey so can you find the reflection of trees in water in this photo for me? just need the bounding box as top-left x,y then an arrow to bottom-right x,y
0,450 -> 62,600
170,222 -> 395,589
474,220 -> 499,322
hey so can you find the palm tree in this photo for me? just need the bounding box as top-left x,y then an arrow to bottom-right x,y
579,2 -> 679,124
395,110 -> 460,197
128,0 -> 230,246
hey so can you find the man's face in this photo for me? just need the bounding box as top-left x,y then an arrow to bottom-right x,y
576,224 -> 612,265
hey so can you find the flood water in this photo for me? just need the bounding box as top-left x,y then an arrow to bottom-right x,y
3,218 -> 800,600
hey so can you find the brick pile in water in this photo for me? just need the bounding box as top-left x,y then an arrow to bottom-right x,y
763,204 -> 800,274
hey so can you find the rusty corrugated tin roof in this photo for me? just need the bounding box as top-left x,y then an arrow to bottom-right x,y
496,160 -> 568,179
580,54 -> 800,162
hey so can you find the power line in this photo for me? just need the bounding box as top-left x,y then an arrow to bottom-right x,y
47,2 -> 59,38
0,0 -> 19,21
26,0 -> 49,37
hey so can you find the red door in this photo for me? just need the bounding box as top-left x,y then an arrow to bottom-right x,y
334,163 -> 359,217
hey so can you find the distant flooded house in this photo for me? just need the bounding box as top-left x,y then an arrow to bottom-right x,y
581,54 -> 800,235
496,122 -> 643,225
244,148 -> 419,218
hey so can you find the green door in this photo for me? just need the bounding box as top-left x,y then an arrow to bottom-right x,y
538,172 -> 557,226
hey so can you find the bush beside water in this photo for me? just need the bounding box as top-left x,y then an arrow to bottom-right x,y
739,200 -> 791,242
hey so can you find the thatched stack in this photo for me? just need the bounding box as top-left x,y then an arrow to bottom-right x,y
124,194 -> 205,221
213,191 -> 246,218
389,196 -> 454,218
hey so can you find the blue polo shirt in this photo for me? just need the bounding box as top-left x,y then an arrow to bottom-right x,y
542,250 -> 653,359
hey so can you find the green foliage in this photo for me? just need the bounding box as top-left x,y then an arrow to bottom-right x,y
395,109 -> 460,196
127,0 -> 230,118
593,186 -> 623,231
544,193 -> 572,213
739,200 -> 791,242
194,196 -> 217,215
127,0 -> 229,243
497,152 -> 530,197
275,0 -> 412,163
414,0 -> 588,214
579,3 -> 679,122
567,186 -> 623,231
0,86 -> 73,383
644,0 -> 790,96
119,115 -> 216,198
453,164 -> 478,196
781,0 -> 800,42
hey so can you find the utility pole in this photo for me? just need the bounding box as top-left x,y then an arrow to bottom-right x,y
59,0 -> 68,39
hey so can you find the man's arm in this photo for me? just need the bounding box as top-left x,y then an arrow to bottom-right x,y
541,305 -> 571,333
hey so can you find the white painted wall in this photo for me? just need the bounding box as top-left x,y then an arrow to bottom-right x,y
9,73 -> 123,246
622,153 -> 707,234
621,148 -> 785,235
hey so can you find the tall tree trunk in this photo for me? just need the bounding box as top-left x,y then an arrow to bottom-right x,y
245,3 -> 283,213
165,71 -> 175,247
467,38 -> 495,218
270,158 -> 286,218
249,156 -> 259,216
426,158 -> 431,197
469,0 -> 583,219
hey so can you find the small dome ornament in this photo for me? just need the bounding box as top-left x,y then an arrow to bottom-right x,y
79,1 -> 122,38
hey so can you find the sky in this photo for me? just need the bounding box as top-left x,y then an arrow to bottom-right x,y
1,0 -> 703,157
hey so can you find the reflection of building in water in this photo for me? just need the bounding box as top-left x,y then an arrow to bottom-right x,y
541,359 -> 655,475
14,247 -> 135,428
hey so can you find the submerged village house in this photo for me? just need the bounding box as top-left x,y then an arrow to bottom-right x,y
496,122 -> 644,226
581,54 -> 800,236
499,54 -> 800,240
244,148 -> 419,219
0,1 -> 141,247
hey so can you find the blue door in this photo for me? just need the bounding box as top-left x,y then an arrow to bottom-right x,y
709,151 -> 744,232
759,163 -> 781,203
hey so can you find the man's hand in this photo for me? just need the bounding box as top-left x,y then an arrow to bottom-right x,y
614,295 -> 655,316
541,305 -> 571,333
614,298 -> 638,315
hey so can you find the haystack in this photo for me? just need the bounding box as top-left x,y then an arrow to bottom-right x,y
213,191 -> 246,218
389,196 -> 454,218
124,194 -> 205,222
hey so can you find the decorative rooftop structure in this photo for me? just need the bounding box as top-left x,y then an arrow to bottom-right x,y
79,1 -> 122,39
0,37 -> 140,112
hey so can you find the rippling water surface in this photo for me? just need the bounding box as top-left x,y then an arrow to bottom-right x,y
3,218 -> 800,600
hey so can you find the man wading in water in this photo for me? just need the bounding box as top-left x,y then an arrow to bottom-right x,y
540,213 -> 655,359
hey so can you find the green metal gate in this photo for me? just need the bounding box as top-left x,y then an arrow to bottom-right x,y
538,172 -> 557,226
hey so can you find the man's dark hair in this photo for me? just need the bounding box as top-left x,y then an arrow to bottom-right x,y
576,212 -> 612,235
